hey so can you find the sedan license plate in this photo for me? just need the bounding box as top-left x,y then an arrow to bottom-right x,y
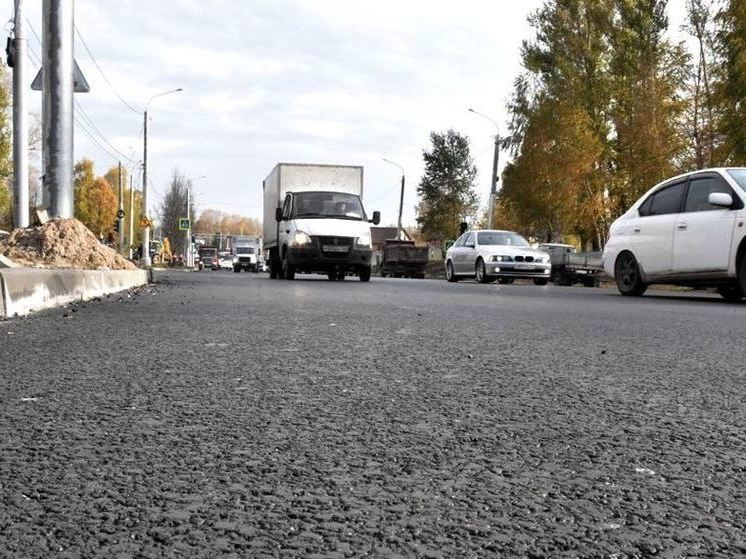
323,245 -> 349,253
515,263 -> 533,270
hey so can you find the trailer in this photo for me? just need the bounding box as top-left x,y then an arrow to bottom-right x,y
379,239 -> 429,279
538,243 -> 603,287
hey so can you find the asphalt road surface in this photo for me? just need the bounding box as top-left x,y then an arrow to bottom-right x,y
1,270 -> 745,558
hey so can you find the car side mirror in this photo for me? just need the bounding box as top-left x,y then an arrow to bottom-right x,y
275,208 -> 283,222
708,192 -> 733,208
465,242 -> 475,249
370,211 -> 381,225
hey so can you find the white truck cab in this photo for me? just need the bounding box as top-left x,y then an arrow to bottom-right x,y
263,164 -> 380,281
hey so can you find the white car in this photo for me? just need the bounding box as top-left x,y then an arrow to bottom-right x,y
218,253 -> 233,271
445,230 -> 551,284
603,168 -> 746,301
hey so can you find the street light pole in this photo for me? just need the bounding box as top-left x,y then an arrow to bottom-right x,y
468,108 -> 501,230
11,0 -> 29,228
141,88 -> 182,267
382,158 -> 406,240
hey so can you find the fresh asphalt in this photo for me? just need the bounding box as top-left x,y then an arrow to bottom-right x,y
1,270 -> 744,557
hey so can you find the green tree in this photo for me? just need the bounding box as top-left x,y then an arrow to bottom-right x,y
0,62 -> 12,229
415,129 -> 479,243
713,0 -> 746,164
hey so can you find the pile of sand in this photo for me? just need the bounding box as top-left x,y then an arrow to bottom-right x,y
0,218 -> 137,270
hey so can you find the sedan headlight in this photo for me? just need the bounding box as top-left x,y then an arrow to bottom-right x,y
355,232 -> 372,249
292,231 -> 313,247
491,255 -> 514,262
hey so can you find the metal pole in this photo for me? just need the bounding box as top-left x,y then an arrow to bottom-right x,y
12,0 -> 29,228
186,187 -> 191,267
397,173 -> 405,239
128,174 -> 134,259
42,0 -> 74,218
141,109 -> 150,266
488,136 -> 499,230
117,161 -> 124,253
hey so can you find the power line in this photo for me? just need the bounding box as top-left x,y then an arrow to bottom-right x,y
74,25 -> 140,114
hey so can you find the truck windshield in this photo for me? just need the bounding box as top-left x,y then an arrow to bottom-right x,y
236,247 -> 255,254
292,192 -> 365,220
477,232 -> 529,246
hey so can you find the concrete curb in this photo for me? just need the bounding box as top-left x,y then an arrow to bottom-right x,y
0,268 -> 150,318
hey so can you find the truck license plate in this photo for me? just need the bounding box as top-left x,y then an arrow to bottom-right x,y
323,245 -> 349,253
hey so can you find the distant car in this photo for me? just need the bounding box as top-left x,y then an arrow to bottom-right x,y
445,230 -> 551,284
603,168 -> 746,301
218,254 -> 233,270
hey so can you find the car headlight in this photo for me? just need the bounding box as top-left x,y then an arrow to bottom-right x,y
292,231 -> 313,247
491,255 -> 514,262
232,257 -> 238,263
534,257 -> 544,263
355,232 -> 372,249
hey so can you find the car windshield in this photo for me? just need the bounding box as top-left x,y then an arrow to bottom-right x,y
236,247 -> 255,254
292,192 -> 365,220
727,169 -> 746,189
478,231 -> 530,247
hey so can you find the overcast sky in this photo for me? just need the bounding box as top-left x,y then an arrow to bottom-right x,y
15,0 -> 687,227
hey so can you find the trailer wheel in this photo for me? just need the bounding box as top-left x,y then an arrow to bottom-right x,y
359,267 -> 371,282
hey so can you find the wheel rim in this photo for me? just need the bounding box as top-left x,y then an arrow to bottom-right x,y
619,255 -> 638,288
446,262 -> 453,280
476,261 -> 484,282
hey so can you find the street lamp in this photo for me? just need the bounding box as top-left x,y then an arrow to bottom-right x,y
468,107 -> 501,230
141,87 -> 183,267
382,158 -> 406,239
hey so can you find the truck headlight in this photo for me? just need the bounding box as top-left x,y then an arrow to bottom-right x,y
292,231 -> 312,247
491,255 -> 513,262
355,232 -> 372,249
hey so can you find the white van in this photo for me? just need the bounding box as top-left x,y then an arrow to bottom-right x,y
263,163 -> 380,282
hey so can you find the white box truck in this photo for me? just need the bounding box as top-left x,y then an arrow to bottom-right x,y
263,163 -> 380,281
232,236 -> 262,273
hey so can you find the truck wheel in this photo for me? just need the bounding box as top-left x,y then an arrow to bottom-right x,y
359,267 -> 371,282
614,252 -> 647,296
282,253 -> 295,280
233,266 -> 240,273
445,261 -> 459,283
533,278 -> 548,286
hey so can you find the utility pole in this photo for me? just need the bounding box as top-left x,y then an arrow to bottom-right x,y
468,108 -> 502,230
186,187 -> 192,268
117,161 -> 124,254
43,0 -> 74,218
383,158 -> 406,240
128,175 -> 134,259
11,0 -> 29,228
488,136 -> 500,230
141,109 -> 150,266
141,88 -> 182,268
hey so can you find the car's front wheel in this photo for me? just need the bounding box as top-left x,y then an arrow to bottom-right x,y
475,258 -> 491,284
445,261 -> 459,282
615,252 -> 647,296
533,278 -> 548,286
717,285 -> 743,302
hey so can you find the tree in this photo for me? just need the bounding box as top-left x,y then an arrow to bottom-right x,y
0,62 -> 12,229
713,0 -> 746,164
73,159 -> 96,226
609,0 -> 689,209
84,177 -> 117,236
415,129 -> 479,243
159,169 -> 193,257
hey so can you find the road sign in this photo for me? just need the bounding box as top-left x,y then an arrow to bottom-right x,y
139,217 -> 152,228
178,218 -> 190,231
31,59 -> 91,93
117,209 -> 125,219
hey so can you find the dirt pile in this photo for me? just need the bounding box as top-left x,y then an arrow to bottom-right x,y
0,218 -> 137,270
